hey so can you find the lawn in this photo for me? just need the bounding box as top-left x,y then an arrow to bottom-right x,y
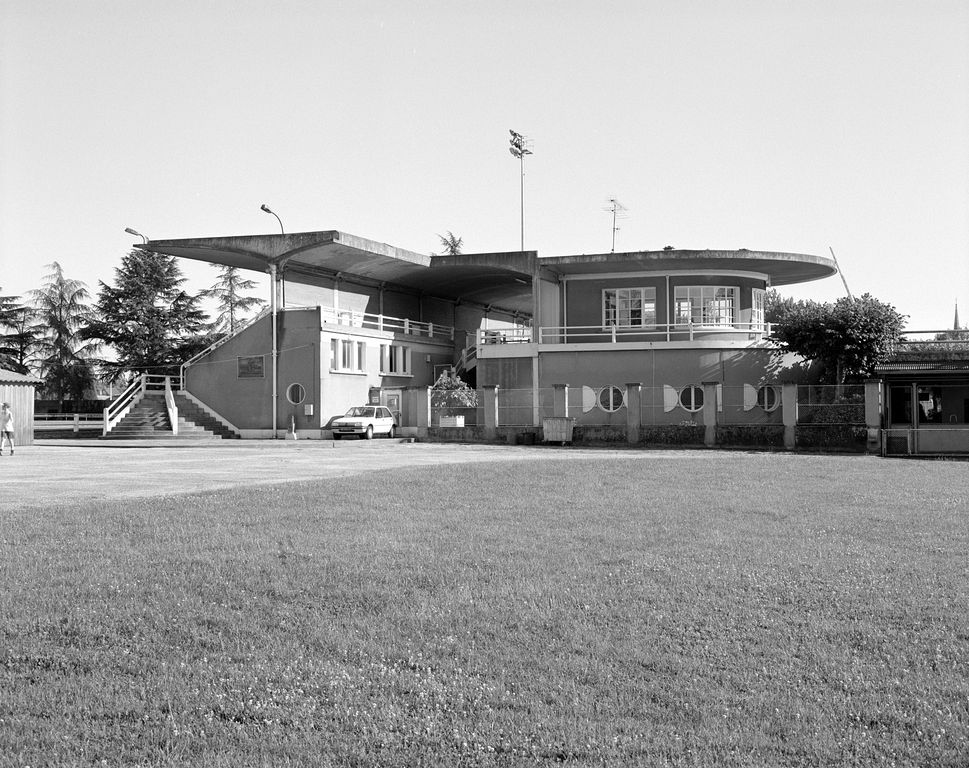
1,453 -> 967,766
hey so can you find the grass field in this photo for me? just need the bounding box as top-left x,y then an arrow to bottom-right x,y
2,452 -> 967,766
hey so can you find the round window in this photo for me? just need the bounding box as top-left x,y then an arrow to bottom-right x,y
757,385 -> 779,412
286,383 -> 306,405
679,385 -> 704,412
598,385 -> 625,412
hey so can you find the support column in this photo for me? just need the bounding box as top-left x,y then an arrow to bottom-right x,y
701,382 -> 718,448
865,378 -> 883,454
553,384 -> 569,418
782,381 -> 797,450
413,386 -> 431,437
625,383 -> 642,445
483,385 -> 499,442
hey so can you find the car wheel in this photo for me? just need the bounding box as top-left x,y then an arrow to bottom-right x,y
333,433 -> 341,440
364,425 -> 373,440
387,425 -> 395,439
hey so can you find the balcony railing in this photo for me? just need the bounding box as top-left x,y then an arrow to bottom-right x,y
320,306 -> 454,341
531,322 -> 771,345
476,327 -> 534,345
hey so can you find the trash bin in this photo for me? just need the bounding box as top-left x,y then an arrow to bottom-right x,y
543,417 -> 575,444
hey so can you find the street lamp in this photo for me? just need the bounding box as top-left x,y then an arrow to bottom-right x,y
260,204 -> 284,234
508,130 -> 533,253
124,227 -> 148,244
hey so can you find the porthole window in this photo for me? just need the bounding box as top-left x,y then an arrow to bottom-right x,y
679,385 -> 704,412
597,385 -> 625,412
757,385 -> 779,412
286,383 -> 306,405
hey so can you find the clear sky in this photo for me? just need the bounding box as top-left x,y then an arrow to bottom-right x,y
2,0 -> 967,329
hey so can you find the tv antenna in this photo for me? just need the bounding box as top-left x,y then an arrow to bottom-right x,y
604,198 -> 628,253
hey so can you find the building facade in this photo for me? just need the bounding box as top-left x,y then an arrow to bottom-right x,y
141,232 -> 837,438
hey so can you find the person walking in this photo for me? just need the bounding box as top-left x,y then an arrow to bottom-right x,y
0,403 -> 14,455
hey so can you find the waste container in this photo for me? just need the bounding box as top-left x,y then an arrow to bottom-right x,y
543,417 -> 575,444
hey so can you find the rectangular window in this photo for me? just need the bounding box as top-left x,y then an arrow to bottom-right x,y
674,286 -> 737,327
380,344 -> 411,375
331,339 -> 365,372
602,287 -> 656,329
751,288 -> 766,331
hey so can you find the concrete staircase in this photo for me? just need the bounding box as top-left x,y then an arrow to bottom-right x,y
103,393 -> 238,440
172,393 -> 239,439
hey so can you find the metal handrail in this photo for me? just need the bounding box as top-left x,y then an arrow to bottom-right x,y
180,307 -> 273,382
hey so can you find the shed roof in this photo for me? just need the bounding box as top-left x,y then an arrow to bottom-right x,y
0,369 -> 42,384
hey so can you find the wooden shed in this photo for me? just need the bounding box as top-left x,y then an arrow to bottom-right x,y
0,369 -> 43,446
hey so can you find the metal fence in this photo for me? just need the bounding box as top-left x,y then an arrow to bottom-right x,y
796,385 -> 866,425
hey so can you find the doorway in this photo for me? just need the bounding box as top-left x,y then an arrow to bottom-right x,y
381,389 -> 402,426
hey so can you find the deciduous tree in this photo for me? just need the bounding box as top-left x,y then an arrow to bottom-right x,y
768,292 -> 906,384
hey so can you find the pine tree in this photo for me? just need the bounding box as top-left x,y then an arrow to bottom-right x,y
436,231 -> 464,256
86,250 -> 212,381
27,263 -> 99,405
203,264 -> 266,334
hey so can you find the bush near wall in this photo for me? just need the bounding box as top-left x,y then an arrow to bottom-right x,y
571,425 -> 627,444
796,424 -> 868,452
427,426 -> 488,443
640,424 -> 706,447
716,424 -> 785,448
796,399 -> 867,452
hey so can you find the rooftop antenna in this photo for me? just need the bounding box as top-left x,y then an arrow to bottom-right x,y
828,246 -> 853,299
604,198 -> 628,253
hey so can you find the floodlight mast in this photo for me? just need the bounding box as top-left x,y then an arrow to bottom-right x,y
508,130 -> 533,253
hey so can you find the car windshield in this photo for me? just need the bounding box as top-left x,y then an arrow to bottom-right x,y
345,407 -> 374,417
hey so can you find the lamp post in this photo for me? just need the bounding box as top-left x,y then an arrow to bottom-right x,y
124,227 -> 148,244
260,204 -> 284,234
258,205 -> 286,438
508,130 -> 532,253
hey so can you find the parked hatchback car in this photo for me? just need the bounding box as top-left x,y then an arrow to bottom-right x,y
331,405 -> 397,440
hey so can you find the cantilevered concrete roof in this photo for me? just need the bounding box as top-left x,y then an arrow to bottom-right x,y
139,231 -> 537,314
140,232 -> 835,315
539,249 -> 836,286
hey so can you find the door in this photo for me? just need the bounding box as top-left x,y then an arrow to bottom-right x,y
381,389 -> 402,426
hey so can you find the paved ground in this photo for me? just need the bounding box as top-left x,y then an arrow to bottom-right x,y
7,438 -> 697,510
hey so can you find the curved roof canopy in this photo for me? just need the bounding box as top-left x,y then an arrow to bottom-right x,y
539,249 -> 836,286
140,231 -> 836,315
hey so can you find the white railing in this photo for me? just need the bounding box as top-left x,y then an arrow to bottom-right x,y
535,322 -> 772,344
476,327 -> 534,345
320,306 -> 454,341
34,413 -> 104,432
102,374 -> 180,436
164,376 -> 178,436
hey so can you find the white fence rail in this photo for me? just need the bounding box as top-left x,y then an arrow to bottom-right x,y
34,413 -> 104,432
